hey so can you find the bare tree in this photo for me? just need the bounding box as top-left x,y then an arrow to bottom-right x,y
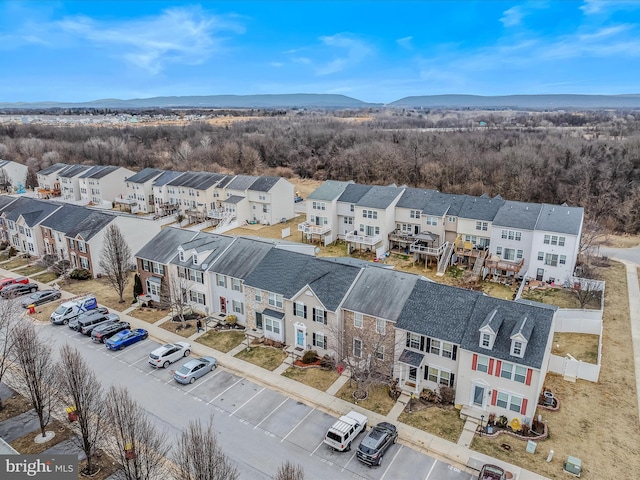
99,224 -> 132,303
172,416 -> 238,480
165,270 -> 194,322
569,276 -> 604,309
55,345 -> 105,476
275,461 -> 305,480
103,386 -> 170,480
0,299 -> 20,411
38,254 -> 70,277
11,322 -> 56,439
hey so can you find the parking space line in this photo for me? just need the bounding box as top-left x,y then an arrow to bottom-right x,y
229,387 -> 265,417
310,439 -> 325,456
254,398 -> 288,430
423,459 -> 437,480
185,368 -> 222,394
206,378 -> 243,405
380,445 -> 403,480
281,407 -> 315,443
340,450 -> 357,471
130,356 -> 150,367
112,340 -> 149,358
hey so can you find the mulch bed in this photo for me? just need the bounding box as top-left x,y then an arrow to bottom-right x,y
78,450 -> 120,480
0,395 -> 34,422
10,418 -> 76,455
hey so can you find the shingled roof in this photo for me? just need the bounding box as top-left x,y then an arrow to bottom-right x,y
248,176 -> 281,192
357,185 -> 405,209
493,201 -> 543,230
126,168 -> 164,184
40,204 -> 95,233
534,204 -> 584,236
458,195 -> 505,221
396,187 -> 437,210
2,197 -> 61,226
308,180 -> 353,201
135,227 -> 198,264
66,211 -> 116,241
37,163 -> 67,176
209,237 -> 274,280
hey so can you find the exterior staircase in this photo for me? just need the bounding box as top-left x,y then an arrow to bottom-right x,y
463,250 -> 487,283
436,241 -> 454,276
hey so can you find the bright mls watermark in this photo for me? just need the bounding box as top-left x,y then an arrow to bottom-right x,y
0,455 -> 76,479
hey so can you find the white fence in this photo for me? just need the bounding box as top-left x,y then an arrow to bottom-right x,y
548,353 -> 601,383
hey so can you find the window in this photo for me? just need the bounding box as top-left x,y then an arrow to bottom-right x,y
476,221 -> 488,231
426,216 -> 438,226
448,216 -> 456,223
78,241 -> 87,253
179,250 -> 185,261
559,255 -> 566,265
502,230 -> 521,241
142,260 -> 150,271
189,291 -> 206,305
481,333 -> 491,348
345,217 -> 353,225
558,236 -> 566,246
268,292 -> 283,309
516,249 -> 523,259
442,342 -> 453,359
80,257 -> 89,269
254,289 -> 262,302
354,312 -> 363,328
500,362 -> 513,379
537,251 -> 544,261
514,365 -> 527,383
27,242 -> 35,253
25,228 -> 32,238
551,235 -> 558,245
313,332 -> 326,350
187,269 -> 204,284
496,246 -> 502,256
427,367 -> 451,386
376,318 -> 385,335
410,210 -> 421,219
504,248 -> 516,261
232,278 -> 241,292
496,392 -> 509,409
314,308 -> 326,324
544,254 -> 558,267
512,341 -> 523,356
192,254 -> 199,266
375,346 -> 384,360
544,234 -> 550,244
430,339 -> 441,356
312,201 -> 326,210
216,274 -> 226,288
409,333 -> 421,350
265,317 -> 280,334
353,338 -> 362,358
362,209 -> 378,219
232,300 -> 244,314
497,392 -> 523,412
294,302 -> 306,318
152,263 -> 165,275
476,355 -> 489,373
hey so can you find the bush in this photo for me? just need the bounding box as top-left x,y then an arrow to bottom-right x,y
8,246 -> 16,257
0,241 -> 8,250
438,386 -> 456,405
226,314 -> 237,325
301,350 -> 318,364
320,354 -> 335,370
69,268 -> 91,280
497,415 -> 508,429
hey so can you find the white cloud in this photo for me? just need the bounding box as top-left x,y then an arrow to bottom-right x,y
501,6 -> 524,27
269,62 -> 284,67
396,36 -> 413,49
315,34 -> 373,75
581,0 -> 640,15
57,6 -> 244,74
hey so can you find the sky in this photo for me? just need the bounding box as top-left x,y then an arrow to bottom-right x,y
2,0 -> 640,104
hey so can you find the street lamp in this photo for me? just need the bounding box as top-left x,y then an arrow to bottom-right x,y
480,415 -> 485,436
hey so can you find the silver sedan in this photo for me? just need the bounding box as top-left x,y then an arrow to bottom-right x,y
173,356 -> 217,384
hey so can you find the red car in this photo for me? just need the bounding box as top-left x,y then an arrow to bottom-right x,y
0,277 -> 29,291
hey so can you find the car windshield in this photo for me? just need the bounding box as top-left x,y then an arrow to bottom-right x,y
176,365 -> 190,375
54,305 -> 68,314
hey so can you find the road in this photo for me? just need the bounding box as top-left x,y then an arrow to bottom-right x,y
35,319 -> 474,480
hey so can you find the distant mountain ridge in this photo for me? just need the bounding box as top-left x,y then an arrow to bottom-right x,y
2,93 -> 640,110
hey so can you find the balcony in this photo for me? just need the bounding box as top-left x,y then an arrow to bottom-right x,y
297,222 -> 331,235
485,256 -> 525,273
345,231 -> 382,246
410,241 -> 447,256
207,208 -> 225,219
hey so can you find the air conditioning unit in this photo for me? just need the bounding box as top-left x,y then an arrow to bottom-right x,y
563,456 -> 581,477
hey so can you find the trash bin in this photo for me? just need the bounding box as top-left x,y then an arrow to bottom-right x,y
28,304 -> 35,314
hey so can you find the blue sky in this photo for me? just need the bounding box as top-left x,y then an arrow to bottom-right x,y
2,0 -> 640,103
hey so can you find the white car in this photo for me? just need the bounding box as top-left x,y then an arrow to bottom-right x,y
148,342 -> 191,368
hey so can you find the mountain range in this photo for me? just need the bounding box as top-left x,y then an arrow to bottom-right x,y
3,93 -> 640,110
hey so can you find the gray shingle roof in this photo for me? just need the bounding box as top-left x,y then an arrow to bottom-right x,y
342,268 -> 419,321
493,201 -> 543,230
209,237 -> 274,280
37,163 -> 67,176
126,168 -> 164,184
58,164 -> 91,178
167,171 -> 225,190
135,227 -> 198,263
422,192 -> 468,216
172,232 -> 235,268
398,349 -> 424,367
396,187 -> 437,210
40,204 -> 95,233
357,185 -> 404,209
2,197 -> 61,226
534,204 -> 584,236
215,175 -> 235,189
308,180 -> 353,201
0,195 -> 18,212
153,170 -> 184,186
249,176 -> 281,192
396,279 -> 482,343
460,296 -> 555,369
458,195 -> 505,221
337,183 -> 372,204
66,211 -> 116,241
79,165 -> 119,179
224,195 -> 245,204
226,175 -> 258,191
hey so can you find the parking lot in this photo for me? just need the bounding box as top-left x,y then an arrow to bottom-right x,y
46,321 -> 474,480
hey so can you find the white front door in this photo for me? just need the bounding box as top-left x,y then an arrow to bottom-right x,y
472,384 -> 486,408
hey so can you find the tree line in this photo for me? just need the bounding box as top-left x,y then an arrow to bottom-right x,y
1,108 -> 639,232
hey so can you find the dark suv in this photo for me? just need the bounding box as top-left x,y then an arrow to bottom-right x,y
356,422 -> 398,466
91,321 -> 131,343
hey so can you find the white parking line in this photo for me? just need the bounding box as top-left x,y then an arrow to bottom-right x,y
206,378 -> 243,405
229,387 -> 265,417
340,450 -> 357,471
281,408 -> 315,443
310,439 -> 325,456
112,340 -> 149,358
380,445 -> 403,479
130,356 -> 150,367
254,398 -> 288,430
185,368 -> 222,394
424,459 -> 437,480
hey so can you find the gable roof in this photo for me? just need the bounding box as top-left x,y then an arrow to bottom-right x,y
39,204 -> 95,233
172,232 -> 234,268
135,227 -> 198,263
153,170 -> 184,186
66,211 -> 116,241
79,165 -> 119,179
342,267 -> 419,321
458,195 -> 505,221
167,171 -> 225,190
357,185 -> 405,209
126,168 -> 164,184
226,175 -> 258,191
58,164 -> 91,178
209,237 -> 274,280
493,201 -> 543,230
0,195 -> 18,212
37,163 -> 67,176
249,176 -> 281,192
337,183 -> 373,204
396,187 -> 437,210
422,192 -> 468,217
2,197 -> 61,226
396,280 -> 482,343
308,180 -> 353,201
534,204 -> 584,236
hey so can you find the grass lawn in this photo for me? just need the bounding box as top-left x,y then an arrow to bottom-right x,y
2,256 -> 31,270
158,318 -> 198,338
197,330 -> 245,353
398,403 -> 465,444
59,271 -> 137,312
282,366 -> 340,391
520,286 -> 599,309
17,265 -> 46,277
128,306 -> 169,324
0,394 -> 34,422
235,345 -> 287,371
10,418 -> 75,455
30,271 -> 59,283
335,382 -> 396,416
551,332 -> 599,364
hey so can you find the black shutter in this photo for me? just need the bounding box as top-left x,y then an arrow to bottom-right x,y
424,364 -> 429,380
420,336 -> 425,351
449,373 -> 455,387
452,345 -> 458,361
426,337 -> 431,353
304,305 -> 307,318
312,332 -> 316,345
256,312 -> 263,329
323,310 -> 328,325
312,308 -> 316,322
406,332 -> 410,347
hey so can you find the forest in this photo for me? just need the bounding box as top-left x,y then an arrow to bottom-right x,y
0,108 -> 639,233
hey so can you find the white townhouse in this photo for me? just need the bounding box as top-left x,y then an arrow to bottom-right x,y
209,175 -> 256,228
0,197 -> 60,257
167,172 -> 228,224
298,180 -> 353,244
335,183 -> 371,240
121,168 -> 164,214
151,171 -> 185,216
486,201 -> 543,281
58,165 -> 92,202
78,165 -> 135,208
0,160 -> 28,191
456,195 -> 504,251
246,176 -> 295,225
529,204 -> 584,284
36,163 -> 67,199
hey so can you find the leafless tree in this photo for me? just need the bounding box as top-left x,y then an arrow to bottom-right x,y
275,461 -> 305,480
0,299 -> 20,411
38,254 -> 71,277
578,218 -> 607,261
103,386 -> 170,480
55,345 -> 105,476
165,270 -> 194,322
569,276 -> 604,309
172,416 -> 238,480
11,322 -> 56,439
99,224 -> 132,303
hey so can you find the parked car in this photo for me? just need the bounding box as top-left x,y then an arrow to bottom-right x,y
51,295 -> 99,325
478,464 -> 507,480
68,307 -> 109,331
149,342 -> 191,368
173,356 -> 217,384
0,277 -> 29,291
105,329 -> 148,351
21,289 -> 61,308
1,282 -> 38,298
294,195 -> 304,203
324,411 -> 368,452
79,312 -> 120,336
91,321 -> 131,344
356,422 -> 398,466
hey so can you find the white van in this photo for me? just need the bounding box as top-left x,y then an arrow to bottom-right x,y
323,411 -> 368,452
50,295 -> 98,325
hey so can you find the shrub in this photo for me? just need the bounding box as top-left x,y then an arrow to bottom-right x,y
420,388 -> 439,403
0,241 -> 9,250
226,314 -> 237,325
320,354 -> 335,370
520,423 -> 530,435
301,350 -> 318,364
8,246 -> 16,257
438,386 -> 456,405
497,415 -> 508,428
69,268 -> 91,280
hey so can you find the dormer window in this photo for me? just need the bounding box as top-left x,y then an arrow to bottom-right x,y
178,248 -> 185,262
481,333 -> 492,348
511,339 -> 526,358
192,254 -> 199,266
510,316 -> 531,358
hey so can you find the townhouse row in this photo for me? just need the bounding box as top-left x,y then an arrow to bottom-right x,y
300,181 -> 584,284
135,227 -> 556,424
37,164 -> 295,227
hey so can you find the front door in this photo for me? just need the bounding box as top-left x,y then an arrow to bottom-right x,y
295,328 -> 305,349
219,297 -> 226,313
473,385 -> 485,407
536,268 -> 544,281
